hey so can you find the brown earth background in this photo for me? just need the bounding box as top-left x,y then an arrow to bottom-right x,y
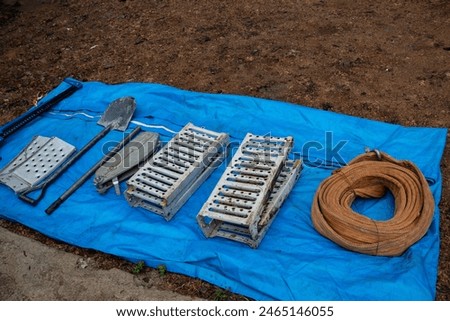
0,0 -> 449,300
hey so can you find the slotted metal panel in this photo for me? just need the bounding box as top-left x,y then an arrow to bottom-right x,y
197,133 -> 301,248
0,136 -> 76,193
125,123 -> 229,220
197,133 -> 292,230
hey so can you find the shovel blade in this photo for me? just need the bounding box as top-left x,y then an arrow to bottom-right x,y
98,96 -> 136,131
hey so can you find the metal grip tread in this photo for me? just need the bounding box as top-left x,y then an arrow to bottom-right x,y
197,133 -> 301,248
0,136 -> 76,193
197,133 -> 293,227
125,123 -> 229,220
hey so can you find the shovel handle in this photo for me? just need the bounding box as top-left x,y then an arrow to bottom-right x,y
45,198 -> 64,215
17,125 -> 112,206
45,126 -> 141,215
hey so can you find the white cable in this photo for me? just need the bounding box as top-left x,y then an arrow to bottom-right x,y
49,111 -> 98,119
130,121 -> 178,134
49,111 -> 178,135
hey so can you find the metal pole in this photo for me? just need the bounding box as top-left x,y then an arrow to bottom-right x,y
45,126 -> 141,215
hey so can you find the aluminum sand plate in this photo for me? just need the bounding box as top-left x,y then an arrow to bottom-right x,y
0,136 -> 76,193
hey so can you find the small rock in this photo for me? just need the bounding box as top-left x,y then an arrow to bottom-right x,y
103,63 -> 115,70
134,36 -> 145,45
320,102 -> 334,111
133,274 -> 154,288
197,35 -> 211,43
76,258 -> 90,269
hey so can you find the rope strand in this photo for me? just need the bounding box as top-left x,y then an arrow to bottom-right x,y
311,151 -> 434,256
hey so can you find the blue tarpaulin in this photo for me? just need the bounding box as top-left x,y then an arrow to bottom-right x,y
0,78 -> 447,300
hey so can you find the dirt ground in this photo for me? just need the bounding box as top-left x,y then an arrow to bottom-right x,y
0,0 -> 449,300
0,226 -> 201,300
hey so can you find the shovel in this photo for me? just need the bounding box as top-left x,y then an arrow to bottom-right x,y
44,96 -> 136,214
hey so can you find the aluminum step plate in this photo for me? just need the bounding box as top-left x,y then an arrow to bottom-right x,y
196,133 -> 293,230
126,151 -> 225,219
125,123 -> 229,220
0,136 -> 76,193
197,159 -> 302,248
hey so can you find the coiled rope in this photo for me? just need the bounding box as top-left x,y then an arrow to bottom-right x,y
311,151 -> 434,256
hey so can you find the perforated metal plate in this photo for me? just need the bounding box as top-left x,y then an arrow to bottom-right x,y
127,151 -> 226,218
197,133 -> 293,230
259,160 -> 302,226
207,161 -> 301,248
196,133 -> 300,248
125,123 -> 229,220
0,136 -> 76,193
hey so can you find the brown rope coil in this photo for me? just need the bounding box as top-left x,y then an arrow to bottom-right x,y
311,151 -> 435,256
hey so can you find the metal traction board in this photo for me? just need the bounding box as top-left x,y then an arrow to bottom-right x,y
0,136 -> 76,193
196,133 -> 295,247
125,123 -> 229,220
197,160 -> 302,248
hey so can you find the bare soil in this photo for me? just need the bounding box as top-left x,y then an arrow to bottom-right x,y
0,226 -> 203,300
0,0 -> 449,300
